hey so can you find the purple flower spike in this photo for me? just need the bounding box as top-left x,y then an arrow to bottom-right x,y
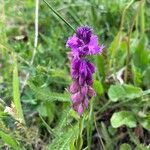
67,26 -> 103,116
66,26 -> 103,58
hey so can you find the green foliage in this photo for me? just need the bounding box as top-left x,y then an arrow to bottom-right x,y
108,84 -> 142,102
13,54 -> 25,124
111,111 -> 137,128
120,143 -> 131,150
0,0 -> 150,149
0,131 -> 22,150
48,124 -> 78,150
30,84 -> 70,102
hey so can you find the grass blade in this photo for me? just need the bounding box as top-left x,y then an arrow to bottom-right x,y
43,0 -> 75,32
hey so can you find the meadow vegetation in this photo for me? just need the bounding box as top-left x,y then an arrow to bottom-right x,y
0,0 -> 150,149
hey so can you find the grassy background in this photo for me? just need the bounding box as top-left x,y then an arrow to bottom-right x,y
0,0 -> 150,149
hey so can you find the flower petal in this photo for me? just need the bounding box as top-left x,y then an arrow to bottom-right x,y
88,35 -> 103,55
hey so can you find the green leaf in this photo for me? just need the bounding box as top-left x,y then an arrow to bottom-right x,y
138,117 -> 150,131
111,111 -> 137,128
48,125 -> 78,150
101,122 -> 112,148
108,84 -> 142,102
133,36 -> 149,72
108,32 -> 122,69
120,143 -> 131,150
93,80 -> 104,95
43,0 -> 75,32
96,55 -> 105,82
131,63 -> 142,86
30,84 -> 70,102
0,131 -> 22,150
13,54 -> 25,124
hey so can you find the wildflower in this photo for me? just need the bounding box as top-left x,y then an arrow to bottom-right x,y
67,26 -> 103,116
66,26 -> 103,57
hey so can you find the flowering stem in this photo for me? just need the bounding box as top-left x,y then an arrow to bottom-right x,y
76,117 -> 84,150
43,0 -> 75,32
87,99 -> 94,150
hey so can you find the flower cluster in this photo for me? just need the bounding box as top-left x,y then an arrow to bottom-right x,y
66,26 -> 103,116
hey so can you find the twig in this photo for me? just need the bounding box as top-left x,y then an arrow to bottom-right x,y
21,0 -> 39,93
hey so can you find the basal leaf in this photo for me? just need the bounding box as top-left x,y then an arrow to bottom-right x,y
111,111 -> 137,128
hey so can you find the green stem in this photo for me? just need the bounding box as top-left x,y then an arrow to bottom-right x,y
43,0 -> 75,32
140,0 -> 145,35
109,0 -> 134,71
87,99 -> 94,150
76,117 -> 84,150
124,0 -> 144,82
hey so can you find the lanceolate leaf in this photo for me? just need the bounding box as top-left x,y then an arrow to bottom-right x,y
13,54 -> 25,124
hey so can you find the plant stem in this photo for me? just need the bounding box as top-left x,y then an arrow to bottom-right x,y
140,0 -> 145,35
77,117 -> 84,150
124,0 -> 144,82
87,99 -> 94,150
21,0 -> 39,93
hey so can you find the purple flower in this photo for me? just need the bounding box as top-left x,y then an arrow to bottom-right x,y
66,26 -> 103,57
67,26 -> 103,116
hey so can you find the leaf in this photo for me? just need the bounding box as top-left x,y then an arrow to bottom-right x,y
13,54 -> 25,124
133,36 -> 149,72
93,80 -> 104,95
120,143 -> 131,150
0,131 -> 22,150
108,84 -> 142,102
108,32 -> 122,68
48,125 -> 78,150
30,84 -> 70,102
111,111 -> 137,128
138,117 -> 150,131
96,55 -> 105,82
131,63 -> 142,86
101,122 -> 112,148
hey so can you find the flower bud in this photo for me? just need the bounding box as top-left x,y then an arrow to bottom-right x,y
77,104 -> 84,116
83,97 -> 89,108
81,86 -> 88,96
70,81 -> 79,94
71,92 -> 83,103
88,86 -> 96,97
